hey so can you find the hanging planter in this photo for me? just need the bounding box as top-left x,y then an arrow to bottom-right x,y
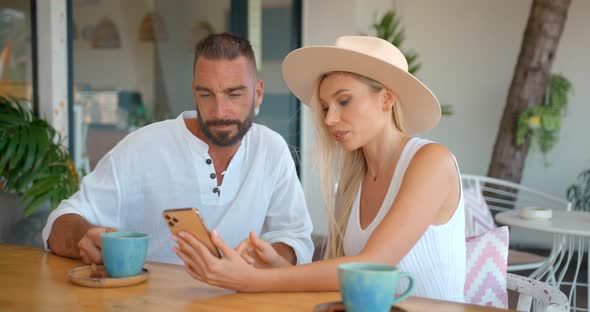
516,74 -> 572,165
526,115 -> 542,129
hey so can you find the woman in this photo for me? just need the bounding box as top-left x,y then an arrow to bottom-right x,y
172,36 -> 466,302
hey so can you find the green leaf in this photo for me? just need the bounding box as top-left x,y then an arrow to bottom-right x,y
408,63 -> 422,76
0,136 -> 18,173
441,105 -> 454,116
21,126 -> 38,173
0,114 -> 23,127
22,177 -> 59,202
0,131 -> 8,151
0,95 -> 81,217
13,167 -> 40,191
391,31 -> 405,47
23,191 -> 52,217
50,194 -> 60,211
35,125 -> 50,159
11,126 -> 28,171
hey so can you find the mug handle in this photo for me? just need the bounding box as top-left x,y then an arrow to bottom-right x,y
392,272 -> 414,305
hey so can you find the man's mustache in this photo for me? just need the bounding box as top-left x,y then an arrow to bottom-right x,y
205,119 -> 241,127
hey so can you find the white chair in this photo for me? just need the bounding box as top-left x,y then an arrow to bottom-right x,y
461,174 -> 571,272
508,273 -> 569,312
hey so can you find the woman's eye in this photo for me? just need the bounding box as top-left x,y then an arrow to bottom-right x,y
321,106 -> 329,112
339,98 -> 351,106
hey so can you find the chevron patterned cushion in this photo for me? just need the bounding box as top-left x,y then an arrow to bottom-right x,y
464,226 -> 509,308
464,183 -> 496,237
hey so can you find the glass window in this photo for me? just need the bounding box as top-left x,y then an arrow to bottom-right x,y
73,0 -> 231,169
256,0 -> 301,167
0,0 -> 33,101
72,0 -> 301,170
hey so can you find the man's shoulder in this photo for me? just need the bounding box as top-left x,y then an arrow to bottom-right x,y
249,123 -> 288,148
247,124 -> 296,167
112,119 -> 178,154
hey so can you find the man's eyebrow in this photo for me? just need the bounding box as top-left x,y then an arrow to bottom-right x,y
224,86 -> 247,93
194,86 -> 247,93
194,85 -> 213,92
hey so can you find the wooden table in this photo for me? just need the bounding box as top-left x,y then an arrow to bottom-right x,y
0,244 -> 511,311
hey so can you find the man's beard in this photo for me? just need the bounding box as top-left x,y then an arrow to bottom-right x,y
196,105 -> 255,147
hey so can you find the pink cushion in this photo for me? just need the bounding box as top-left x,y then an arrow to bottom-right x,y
464,226 -> 509,308
464,183 -> 496,237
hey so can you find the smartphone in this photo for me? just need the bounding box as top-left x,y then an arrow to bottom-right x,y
162,208 -> 221,258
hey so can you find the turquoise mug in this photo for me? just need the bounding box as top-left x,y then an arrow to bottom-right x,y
101,232 -> 149,278
338,262 -> 414,312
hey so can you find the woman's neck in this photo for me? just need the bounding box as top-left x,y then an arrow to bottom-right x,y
362,124 -> 409,180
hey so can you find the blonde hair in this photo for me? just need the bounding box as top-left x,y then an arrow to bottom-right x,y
312,71 -> 404,258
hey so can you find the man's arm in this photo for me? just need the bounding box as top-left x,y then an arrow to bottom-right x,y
48,213 -> 117,264
259,139 -> 314,265
42,152 -> 122,263
47,214 -> 92,259
272,242 -> 296,265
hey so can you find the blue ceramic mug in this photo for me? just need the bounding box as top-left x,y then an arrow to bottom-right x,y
338,262 -> 414,312
101,232 -> 149,278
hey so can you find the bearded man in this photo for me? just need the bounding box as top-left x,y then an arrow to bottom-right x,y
43,33 -> 313,266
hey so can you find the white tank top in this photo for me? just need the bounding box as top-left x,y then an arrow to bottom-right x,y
343,137 -> 466,303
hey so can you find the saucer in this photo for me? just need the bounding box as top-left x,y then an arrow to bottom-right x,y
68,265 -> 149,288
313,301 -> 405,312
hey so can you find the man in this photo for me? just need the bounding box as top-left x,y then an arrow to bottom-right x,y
42,33 -> 313,265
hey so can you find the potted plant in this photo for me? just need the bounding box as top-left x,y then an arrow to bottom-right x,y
567,169 -> 590,211
516,74 -> 572,165
0,96 -> 80,217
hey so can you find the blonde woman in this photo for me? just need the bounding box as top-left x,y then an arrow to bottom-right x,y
172,36 -> 466,302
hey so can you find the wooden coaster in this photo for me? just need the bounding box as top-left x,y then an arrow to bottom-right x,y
68,265 -> 149,288
313,301 -> 405,312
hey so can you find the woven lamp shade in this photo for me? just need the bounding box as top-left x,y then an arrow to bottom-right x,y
139,12 -> 168,41
91,17 -> 121,49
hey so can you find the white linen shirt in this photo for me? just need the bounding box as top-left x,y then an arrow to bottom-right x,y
42,111 -> 314,264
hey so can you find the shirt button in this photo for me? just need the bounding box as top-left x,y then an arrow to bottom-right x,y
213,187 -> 219,193
210,173 -> 216,179
206,159 -> 212,165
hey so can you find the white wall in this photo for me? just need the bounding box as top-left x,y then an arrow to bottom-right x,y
301,0 -> 590,248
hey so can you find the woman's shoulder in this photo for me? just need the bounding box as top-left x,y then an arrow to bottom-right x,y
407,140 -> 457,180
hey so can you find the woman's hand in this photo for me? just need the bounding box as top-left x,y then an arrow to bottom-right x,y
172,230 -> 265,292
236,231 -> 292,268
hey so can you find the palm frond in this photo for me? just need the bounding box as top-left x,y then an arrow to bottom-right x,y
0,96 -> 80,216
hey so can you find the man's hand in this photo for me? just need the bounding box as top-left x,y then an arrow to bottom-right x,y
78,227 -> 117,264
236,231 -> 292,268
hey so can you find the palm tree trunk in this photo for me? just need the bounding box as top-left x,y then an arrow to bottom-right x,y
487,0 -> 571,182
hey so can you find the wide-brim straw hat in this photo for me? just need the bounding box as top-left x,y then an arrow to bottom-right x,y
282,36 -> 441,135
